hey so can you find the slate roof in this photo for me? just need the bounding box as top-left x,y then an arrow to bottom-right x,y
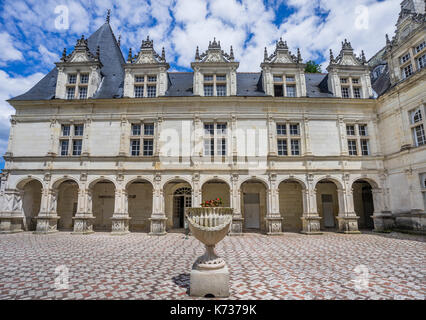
9,23 -> 345,101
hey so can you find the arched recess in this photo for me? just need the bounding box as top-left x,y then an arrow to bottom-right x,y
240,179 -> 267,232
316,179 -> 339,230
201,179 -> 230,207
163,180 -> 192,230
126,179 -> 153,232
56,180 -> 79,231
91,179 -> 115,231
278,180 -> 304,232
18,179 -> 42,231
352,179 -> 375,229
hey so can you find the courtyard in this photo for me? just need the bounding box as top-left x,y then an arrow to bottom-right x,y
0,231 -> 424,300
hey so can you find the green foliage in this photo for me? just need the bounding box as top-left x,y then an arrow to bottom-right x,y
305,60 -> 322,73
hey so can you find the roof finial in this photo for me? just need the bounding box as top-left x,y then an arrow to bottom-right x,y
361,50 -> 366,63
297,48 -> 301,63
61,48 -> 67,61
161,47 -> 166,61
195,46 -> 200,61
386,33 -> 390,46
330,49 -> 334,62
106,9 -> 111,24
96,46 -> 100,59
118,35 -> 121,47
127,47 -> 133,63
264,47 -> 268,62
230,46 -> 234,61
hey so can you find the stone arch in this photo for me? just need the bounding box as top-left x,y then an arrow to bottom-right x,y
352,179 -> 376,229
349,176 -> 380,190
315,178 -> 341,230
126,178 -> 153,232
163,179 -> 193,230
15,176 -> 45,191
56,179 -> 79,231
161,176 -> 193,190
238,177 -> 269,190
51,176 -> 81,191
313,176 -> 344,190
125,177 -> 154,190
18,178 -> 43,231
240,178 -> 268,232
278,179 -> 305,232
90,179 -> 116,231
277,177 -> 307,190
201,179 -> 231,207
88,177 -> 118,190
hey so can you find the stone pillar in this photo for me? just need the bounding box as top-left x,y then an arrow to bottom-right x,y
300,176 -> 322,234
0,189 -> 24,233
229,174 -> 243,235
336,184 -> 360,234
371,188 -> 394,232
111,188 -> 131,235
192,173 -> 201,207
149,174 -> 167,235
265,174 -> 282,235
35,188 -> 60,234
72,188 -> 95,234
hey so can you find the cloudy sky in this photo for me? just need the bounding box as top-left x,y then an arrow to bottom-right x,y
0,0 -> 402,169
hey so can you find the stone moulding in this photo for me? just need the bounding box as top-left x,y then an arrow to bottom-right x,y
72,215 -> 95,235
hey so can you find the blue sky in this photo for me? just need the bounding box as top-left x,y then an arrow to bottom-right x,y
0,0 -> 402,170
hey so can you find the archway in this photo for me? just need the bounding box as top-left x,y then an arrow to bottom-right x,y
127,180 -> 153,232
20,180 -> 42,231
163,180 -> 192,230
91,180 -> 115,231
201,179 -> 230,207
353,179 -> 375,229
316,179 -> 339,230
279,180 -> 304,232
240,179 -> 267,232
56,180 -> 79,231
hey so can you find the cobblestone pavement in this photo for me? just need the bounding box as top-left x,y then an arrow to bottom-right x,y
0,231 -> 425,300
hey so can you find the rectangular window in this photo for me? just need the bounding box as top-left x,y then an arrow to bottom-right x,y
352,78 -> 359,84
217,123 -> 227,134
132,124 -> 141,136
61,125 -> 70,136
147,85 -> 156,97
411,109 -> 423,124
204,75 -> 213,82
286,76 -> 295,82
68,74 -> 77,84
274,85 -> 284,97
273,75 -> 283,82
346,125 -> 355,136
402,64 -> 413,78
277,139 -> 287,156
204,138 -> 214,156
289,124 -> 300,135
144,123 -> 154,136
359,125 -> 368,136
66,87 -> 75,100
216,75 -> 226,81
135,86 -> 144,98
291,139 -> 300,156
143,139 -> 154,156
74,124 -> 84,136
204,85 -> 213,96
353,87 -> 361,98
60,140 -> 69,156
204,123 -> 214,135
216,85 -> 226,96
417,54 -> 426,70
135,75 -> 144,83
361,139 -> 370,155
147,75 -> 157,82
277,124 -> 286,135
400,53 -> 411,64
348,140 -> 357,155
341,87 -> 349,98
78,86 -> 87,99
80,74 -> 89,84
340,78 -> 348,84
217,138 -> 226,156
72,140 -> 82,156
131,140 -> 140,156
414,124 -> 426,146
286,85 -> 296,97
415,41 -> 425,54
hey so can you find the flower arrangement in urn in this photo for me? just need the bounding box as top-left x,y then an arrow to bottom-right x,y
201,198 -> 223,207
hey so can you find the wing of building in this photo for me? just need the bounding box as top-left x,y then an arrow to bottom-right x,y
1,0 -> 425,235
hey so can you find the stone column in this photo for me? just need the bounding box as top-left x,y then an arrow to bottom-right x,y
72,188 -> 95,234
229,174 -> 243,235
371,188 -> 394,232
111,188 -> 131,235
192,173 -> 201,207
265,174 -> 282,235
35,188 -> 60,234
149,174 -> 167,235
336,183 -> 360,234
0,189 -> 24,233
300,175 -> 322,234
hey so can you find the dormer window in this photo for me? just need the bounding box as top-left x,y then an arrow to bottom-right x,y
66,87 -> 75,100
272,74 -> 297,97
204,85 -> 214,96
202,74 -> 227,97
68,74 -> 77,84
133,74 -> 157,98
286,76 -> 295,82
415,41 -> 425,54
340,78 -> 348,84
65,72 -> 90,100
341,87 -> 350,98
339,76 -> 362,98
80,74 -> 89,84
204,75 -> 213,82
352,78 -> 359,84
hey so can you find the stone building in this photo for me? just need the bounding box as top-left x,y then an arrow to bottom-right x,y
0,0 -> 425,235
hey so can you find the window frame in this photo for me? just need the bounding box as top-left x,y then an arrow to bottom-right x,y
59,123 -> 84,156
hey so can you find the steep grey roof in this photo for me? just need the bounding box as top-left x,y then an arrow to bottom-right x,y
305,73 -> 334,98
372,66 -> 391,97
165,73 -> 193,96
236,73 -> 265,96
10,23 -> 124,101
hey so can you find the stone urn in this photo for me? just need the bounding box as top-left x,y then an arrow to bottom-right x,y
185,207 -> 233,297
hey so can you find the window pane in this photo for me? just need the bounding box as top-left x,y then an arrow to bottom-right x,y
352,78 -> 359,84
80,74 -> 89,84
68,74 -> 77,84
418,54 -> 426,70
204,123 -> 214,135
72,140 -> 82,156
277,139 -> 287,156
74,124 -> 84,136
217,138 -> 226,155
402,64 -> 413,78
132,124 -> 141,136
414,124 -> 426,146
286,85 -> 296,97
135,86 -> 144,98
66,87 -> 75,100
353,87 -> 361,98
144,123 -> 154,136
346,125 -> 355,136
291,139 -> 300,155
274,85 -> 283,97
216,85 -> 226,96
359,125 -> 367,136
204,75 -> 213,82
400,53 -> 410,64
216,75 -> 226,81
340,78 -> 348,84
361,140 -> 369,155
289,124 -> 299,135
286,76 -> 295,82
147,85 -> 156,97
148,75 -> 157,82
60,140 -> 69,156
61,125 -> 70,136
273,75 -> 282,82
277,124 -> 286,135
131,139 -> 140,156
341,87 -> 349,98
79,86 -> 87,99
415,41 -> 425,53
217,123 -> 227,134
411,109 -> 423,124
143,139 -> 153,156
348,140 -> 357,155
204,85 -> 213,96
204,138 -> 214,156
135,76 -> 144,83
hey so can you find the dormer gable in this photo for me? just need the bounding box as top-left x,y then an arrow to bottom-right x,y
327,39 -> 373,99
55,35 -> 103,100
260,38 -> 306,97
123,36 -> 170,98
191,39 -> 239,96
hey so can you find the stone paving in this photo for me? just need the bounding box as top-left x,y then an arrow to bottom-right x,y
0,231 -> 425,300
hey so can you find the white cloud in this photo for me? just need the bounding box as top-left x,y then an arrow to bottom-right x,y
0,32 -> 23,63
38,45 -> 60,66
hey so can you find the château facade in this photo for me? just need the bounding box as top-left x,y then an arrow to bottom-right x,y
0,0 -> 425,236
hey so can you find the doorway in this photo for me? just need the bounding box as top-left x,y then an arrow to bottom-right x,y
173,187 -> 192,229
322,194 -> 335,228
244,193 -> 260,229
